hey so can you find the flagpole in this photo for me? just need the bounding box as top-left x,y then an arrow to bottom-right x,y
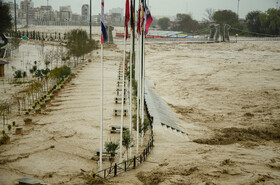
120,26 -> 127,164
99,42 -> 104,170
140,1 -> 145,146
136,1 -> 141,154
99,0 -> 106,171
136,33 -> 140,153
129,30 -> 132,158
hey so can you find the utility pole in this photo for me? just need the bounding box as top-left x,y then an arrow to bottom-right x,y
26,0 -> 29,27
14,0 -> 17,33
90,0 -> 92,39
237,0 -> 240,18
186,0 -> 188,14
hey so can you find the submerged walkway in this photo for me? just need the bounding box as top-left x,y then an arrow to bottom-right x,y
145,80 -> 185,134
0,58 -> 125,184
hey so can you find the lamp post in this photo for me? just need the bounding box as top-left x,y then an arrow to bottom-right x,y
237,0 -> 240,18
90,0 -> 92,39
26,0 -> 29,27
14,0 -> 17,33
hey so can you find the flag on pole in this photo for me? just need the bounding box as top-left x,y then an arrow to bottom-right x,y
101,0 -> 107,44
130,0 -> 134,32
137,7 -> 141,35
125,0 -> 130,39
140,3 -> 145,34
145,7 -> 153,34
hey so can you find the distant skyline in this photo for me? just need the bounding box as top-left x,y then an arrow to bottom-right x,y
3,0 -> 278,20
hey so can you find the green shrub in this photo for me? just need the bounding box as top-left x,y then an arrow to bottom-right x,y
24,118 -> 32,122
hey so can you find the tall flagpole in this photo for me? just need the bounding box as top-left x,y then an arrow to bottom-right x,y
90,0 -> 92,39
100,42 -> 104,170
137,1 -> 142,152
140,0 -> 145,146
129,31 -> 132,158
99,0 -> 106,171
120,27 -> 126,163
136,32 -> 140,154
129,0 -> 135,159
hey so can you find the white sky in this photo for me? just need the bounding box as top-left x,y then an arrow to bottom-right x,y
4,0 -> 279,21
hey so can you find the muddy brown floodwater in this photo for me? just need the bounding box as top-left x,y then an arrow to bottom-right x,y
108,41 -> 280,185
1,35 -> 280,185
0,41 -> 150,184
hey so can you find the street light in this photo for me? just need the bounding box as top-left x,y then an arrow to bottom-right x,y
237,0 -> 240,18
90,0 -> 92,39
14,0 -> 17,33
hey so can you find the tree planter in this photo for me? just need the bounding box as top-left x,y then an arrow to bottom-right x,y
1,130 -> 10,144
40,104 -> 46,110
50,95 -> 55,100
45,99 -> 51,105
1,137 -> 10,144
35,109 -> 41,114
15,127 -> 23,135
53,90 -> 59,96
24,118 -> 32,125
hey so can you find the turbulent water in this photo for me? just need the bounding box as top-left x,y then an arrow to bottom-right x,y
1,26 -> 280,184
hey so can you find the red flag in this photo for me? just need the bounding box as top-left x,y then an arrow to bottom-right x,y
137,7 -> 141,35
125,0 -> 130,39
130,0 -> 134,32
140,3 -> 145,34
101,0 -> 107,44
145,7 -> 153,34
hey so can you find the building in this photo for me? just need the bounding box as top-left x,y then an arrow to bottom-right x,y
109,7 -> 123,18
20,0 -> 34,12
59,6 -> 72,22
81,4 -> 89,22
111,13 -> 122,26
72,14 -> 81,25
39,6 -> 52,22
18,0 -> 35,25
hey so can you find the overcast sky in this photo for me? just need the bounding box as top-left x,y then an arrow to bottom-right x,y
5,0 -> 279,20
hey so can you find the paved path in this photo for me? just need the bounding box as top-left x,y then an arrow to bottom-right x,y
0,58 -> 129,184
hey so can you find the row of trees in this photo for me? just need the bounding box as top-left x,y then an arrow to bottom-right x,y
157,8 -> 280,36
13,65 -> 72,115
246,8 -> 280,36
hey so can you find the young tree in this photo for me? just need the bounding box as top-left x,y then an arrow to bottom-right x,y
158,17 -> 170,30
0,102 -> 10,128
122,130 -> 133,160
66,29 -> 98,67
105,141 -> 119,166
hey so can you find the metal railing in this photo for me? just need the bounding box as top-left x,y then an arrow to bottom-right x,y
92,98 -> 154,179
